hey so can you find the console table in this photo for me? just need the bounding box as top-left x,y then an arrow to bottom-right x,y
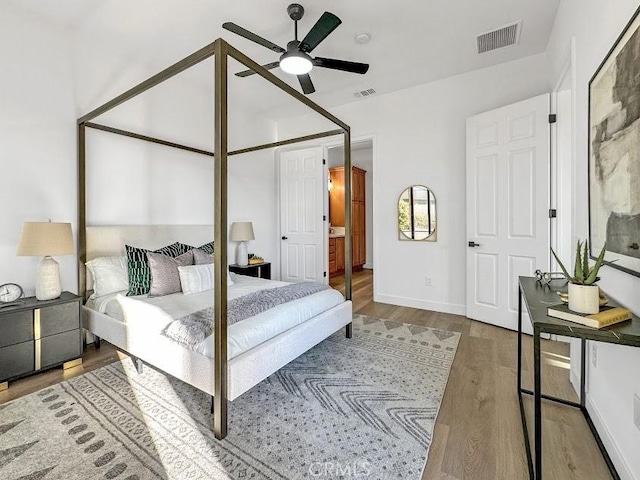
518,276 -> 640,479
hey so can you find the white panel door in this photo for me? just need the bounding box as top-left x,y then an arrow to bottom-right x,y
466,94 -> 550,331
280,148 -> 325,283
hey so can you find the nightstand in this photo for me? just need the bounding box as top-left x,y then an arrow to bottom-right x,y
229,262 -> 271,280
0,291 -> 82,391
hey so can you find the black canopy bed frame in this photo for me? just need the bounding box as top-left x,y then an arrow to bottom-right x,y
77,38 -> 353,440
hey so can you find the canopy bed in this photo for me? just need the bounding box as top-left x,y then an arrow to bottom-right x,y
77,39 -> 354,440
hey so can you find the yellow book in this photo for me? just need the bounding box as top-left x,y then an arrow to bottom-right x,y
547,305 -> 632,329
588,307 -> 633,328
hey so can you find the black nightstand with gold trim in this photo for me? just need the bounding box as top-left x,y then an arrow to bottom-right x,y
0,291 -> 82,391
229,262 -> 271,280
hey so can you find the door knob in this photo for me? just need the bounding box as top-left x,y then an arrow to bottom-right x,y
282,236 -> 288,240
468,241 -> 480,247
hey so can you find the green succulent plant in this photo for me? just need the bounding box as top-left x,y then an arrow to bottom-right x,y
551,240 -> 608,286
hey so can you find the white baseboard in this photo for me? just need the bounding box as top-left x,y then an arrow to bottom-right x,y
585,395 -> 635,480
374,293 -> 466,316
363,263 -> 373,269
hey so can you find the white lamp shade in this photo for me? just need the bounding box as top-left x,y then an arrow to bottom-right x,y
17,222 -> 74,256
230,222 -> 255,242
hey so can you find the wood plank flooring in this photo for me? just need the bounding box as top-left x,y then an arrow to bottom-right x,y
331,270 -> 611,480
1,270 -> 612,479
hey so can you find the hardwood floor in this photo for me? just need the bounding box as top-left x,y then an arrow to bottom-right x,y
1,270 -> 612,479
331,269 -> 611,480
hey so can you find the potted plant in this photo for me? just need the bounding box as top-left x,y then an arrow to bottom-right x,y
551,240 -> 608,314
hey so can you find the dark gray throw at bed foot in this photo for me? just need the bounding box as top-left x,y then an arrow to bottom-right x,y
163,282 -> 330,349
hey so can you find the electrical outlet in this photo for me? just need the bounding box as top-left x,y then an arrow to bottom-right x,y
425,276 -> 432,287
591,344 -> 598,368
634,394 -> 640,431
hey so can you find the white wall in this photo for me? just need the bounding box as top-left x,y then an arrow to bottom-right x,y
327,143 -> 374,268
547,2 -> 640,478
0,5 -> 278,297
278,54 -> 549,314
0,4 -> 77,296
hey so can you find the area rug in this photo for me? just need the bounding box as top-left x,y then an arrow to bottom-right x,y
0,315 -> 459,480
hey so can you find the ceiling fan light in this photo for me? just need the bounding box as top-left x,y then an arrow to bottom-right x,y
279,51 -> 313,75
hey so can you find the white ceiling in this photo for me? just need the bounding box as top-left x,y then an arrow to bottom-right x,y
9,0 -> 560,121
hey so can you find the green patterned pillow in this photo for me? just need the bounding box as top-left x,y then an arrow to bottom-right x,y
126,242 -> 192,296
177,241 -> 214,254
199,241 -> 214,254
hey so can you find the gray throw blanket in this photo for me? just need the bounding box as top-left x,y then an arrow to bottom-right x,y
163,282 -> 331,350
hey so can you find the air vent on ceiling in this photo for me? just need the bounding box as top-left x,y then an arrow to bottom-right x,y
477,21 -> 521,54
354,88 -> 376,98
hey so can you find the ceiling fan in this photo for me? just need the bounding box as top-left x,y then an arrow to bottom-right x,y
222,3 -> 369,95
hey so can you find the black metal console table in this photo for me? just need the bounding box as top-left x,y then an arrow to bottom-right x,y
518,276 -> 640,480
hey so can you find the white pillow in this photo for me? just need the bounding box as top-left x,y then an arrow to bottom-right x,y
86,256 -> 129,297
178,264 -> 234,295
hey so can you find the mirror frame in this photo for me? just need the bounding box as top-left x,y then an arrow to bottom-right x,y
398,185 -> 437,242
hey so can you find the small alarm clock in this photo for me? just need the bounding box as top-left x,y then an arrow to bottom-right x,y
0,283 -> 25,307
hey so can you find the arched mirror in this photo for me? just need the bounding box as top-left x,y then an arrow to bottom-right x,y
398,185 -> 437,241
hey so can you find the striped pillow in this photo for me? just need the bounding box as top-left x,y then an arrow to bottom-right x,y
126,242 -> 192,296
197,241 -> 214,254
177,241 -> 214,255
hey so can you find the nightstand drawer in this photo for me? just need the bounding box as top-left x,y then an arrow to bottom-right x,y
0,342 -> 34,380
0,310 -> 33,348
40,302 -> 79,337
41,330 -> 81,369
229,262 -> 271,280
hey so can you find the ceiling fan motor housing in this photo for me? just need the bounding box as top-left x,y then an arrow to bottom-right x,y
287,40 -> 301,51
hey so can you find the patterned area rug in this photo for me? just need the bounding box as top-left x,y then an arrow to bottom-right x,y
0,315 -> 459,480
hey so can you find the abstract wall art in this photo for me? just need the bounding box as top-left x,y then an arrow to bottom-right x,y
589,6 -> 640,277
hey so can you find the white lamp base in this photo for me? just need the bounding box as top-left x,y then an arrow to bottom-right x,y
36,256 -> 62,301
237,241 -> 249,266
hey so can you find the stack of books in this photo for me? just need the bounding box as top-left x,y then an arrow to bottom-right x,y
547,304 -> 632,329
248,257 -> 264,265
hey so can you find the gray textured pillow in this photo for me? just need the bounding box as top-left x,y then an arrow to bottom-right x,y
193,248 -> 213,265
147,250 -> 194,297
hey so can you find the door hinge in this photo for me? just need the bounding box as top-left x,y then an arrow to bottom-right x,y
549,208 -> 557,218
323,159 -> 326,165
323,215 -> 326,221
323,272 -> 327,277
548,114 -> 557,124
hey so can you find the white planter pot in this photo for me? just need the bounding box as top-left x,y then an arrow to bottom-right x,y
568,283 -> 600,314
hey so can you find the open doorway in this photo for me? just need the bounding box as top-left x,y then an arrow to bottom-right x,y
326,140 -> 373,300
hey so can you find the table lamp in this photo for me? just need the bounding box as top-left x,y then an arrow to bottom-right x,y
17,221 -> 74,301
230,222 -> 254,267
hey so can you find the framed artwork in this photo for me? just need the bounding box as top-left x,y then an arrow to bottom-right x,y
589,6 -> 640,278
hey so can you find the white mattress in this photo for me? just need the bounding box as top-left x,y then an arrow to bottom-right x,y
85,274 -> 344,360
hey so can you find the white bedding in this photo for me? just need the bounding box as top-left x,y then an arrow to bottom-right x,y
85,273 -> 344,360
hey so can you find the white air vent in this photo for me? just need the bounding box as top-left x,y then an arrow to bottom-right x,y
477,21 -> 521,54
354,88 -> 376,98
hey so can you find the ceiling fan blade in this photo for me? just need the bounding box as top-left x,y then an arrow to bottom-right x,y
297,74 -> 316,94
313,57 -> 369,74
222,22 -> 285,53
299,12 -> 342,53
235,62 -> 280,77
